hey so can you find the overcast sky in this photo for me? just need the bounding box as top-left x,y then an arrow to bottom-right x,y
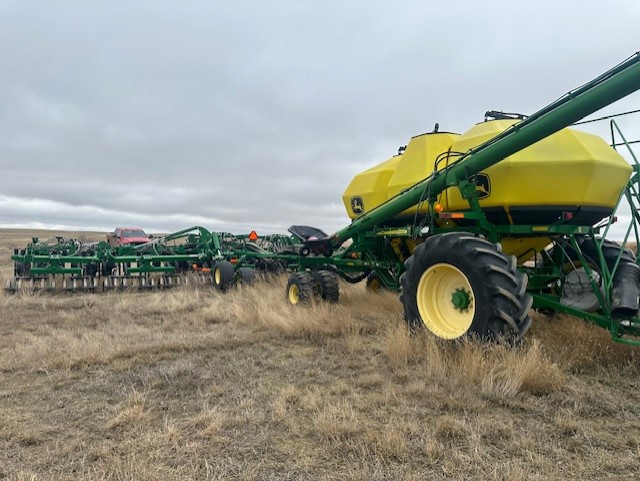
1,0 -> 639,236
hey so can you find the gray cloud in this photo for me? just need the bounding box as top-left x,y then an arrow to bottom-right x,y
1,0 -> 640,236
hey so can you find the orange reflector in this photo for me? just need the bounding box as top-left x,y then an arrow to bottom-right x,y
439,212 -> 464,219
230,258 -> 238,264
248,230 -> 259,241
191,264 -> 211,273
435,203 -> 443,213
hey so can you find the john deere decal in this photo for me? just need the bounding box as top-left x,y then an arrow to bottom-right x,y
351,196 -> 364,214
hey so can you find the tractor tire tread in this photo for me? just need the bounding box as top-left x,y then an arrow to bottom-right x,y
287,271 -> 316,304
313,270 -> 340,302
400,232 -> 532,342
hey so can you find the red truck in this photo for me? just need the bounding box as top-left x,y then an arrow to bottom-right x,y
107,227 -> 151,247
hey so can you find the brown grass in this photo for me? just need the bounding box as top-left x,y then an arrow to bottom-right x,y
1,228 -> 639,480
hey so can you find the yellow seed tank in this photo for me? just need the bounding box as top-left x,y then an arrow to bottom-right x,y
342,119 -> 632,260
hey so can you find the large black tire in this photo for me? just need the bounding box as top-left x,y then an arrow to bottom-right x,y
589,239 -> 640,317
560,238 -> 640,316
213,261 -> 235,291
400,232 -> 532,343
286,272 -> 315,305
577,238 -> 636,271
313,270 -> 339,302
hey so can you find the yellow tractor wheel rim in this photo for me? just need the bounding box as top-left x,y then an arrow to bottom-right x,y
214,268 -> 221,285
288,284 -> 300,304
416,263 -> 475,339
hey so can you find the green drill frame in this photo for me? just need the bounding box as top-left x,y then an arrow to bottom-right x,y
10,226 -> 224,279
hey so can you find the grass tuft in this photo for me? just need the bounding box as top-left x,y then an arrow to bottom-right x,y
107,390 -> 152,430
313,401 -> 361,443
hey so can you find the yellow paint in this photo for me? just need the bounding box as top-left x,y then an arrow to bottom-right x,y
417,263 -> 475,339
444,120 -> 632,212
342,120 -> 632,266
288,284 -> 300,304
343,120 -> 631,219
386,132 -> 460,217
341,155 -> 402,218
501,237 -> 551,262
375,229 -> 409,236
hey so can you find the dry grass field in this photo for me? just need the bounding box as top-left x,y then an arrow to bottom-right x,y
0,229 -> 639,480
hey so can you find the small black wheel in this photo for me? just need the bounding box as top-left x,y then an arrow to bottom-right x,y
313,270 -> 339,302
213,261 -> 235,291
400,232 -> 532,343
234,267 -> 256,285
286,272 -> 315,305
365,271 -> 385,292
300,246 -> 311,257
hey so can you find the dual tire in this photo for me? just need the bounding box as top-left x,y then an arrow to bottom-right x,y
286,270 -> 339,305
212,262 -> 257,291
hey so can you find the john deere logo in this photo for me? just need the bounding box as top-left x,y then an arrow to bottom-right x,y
474,173 -> 491,199
351,196 -> 364,214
